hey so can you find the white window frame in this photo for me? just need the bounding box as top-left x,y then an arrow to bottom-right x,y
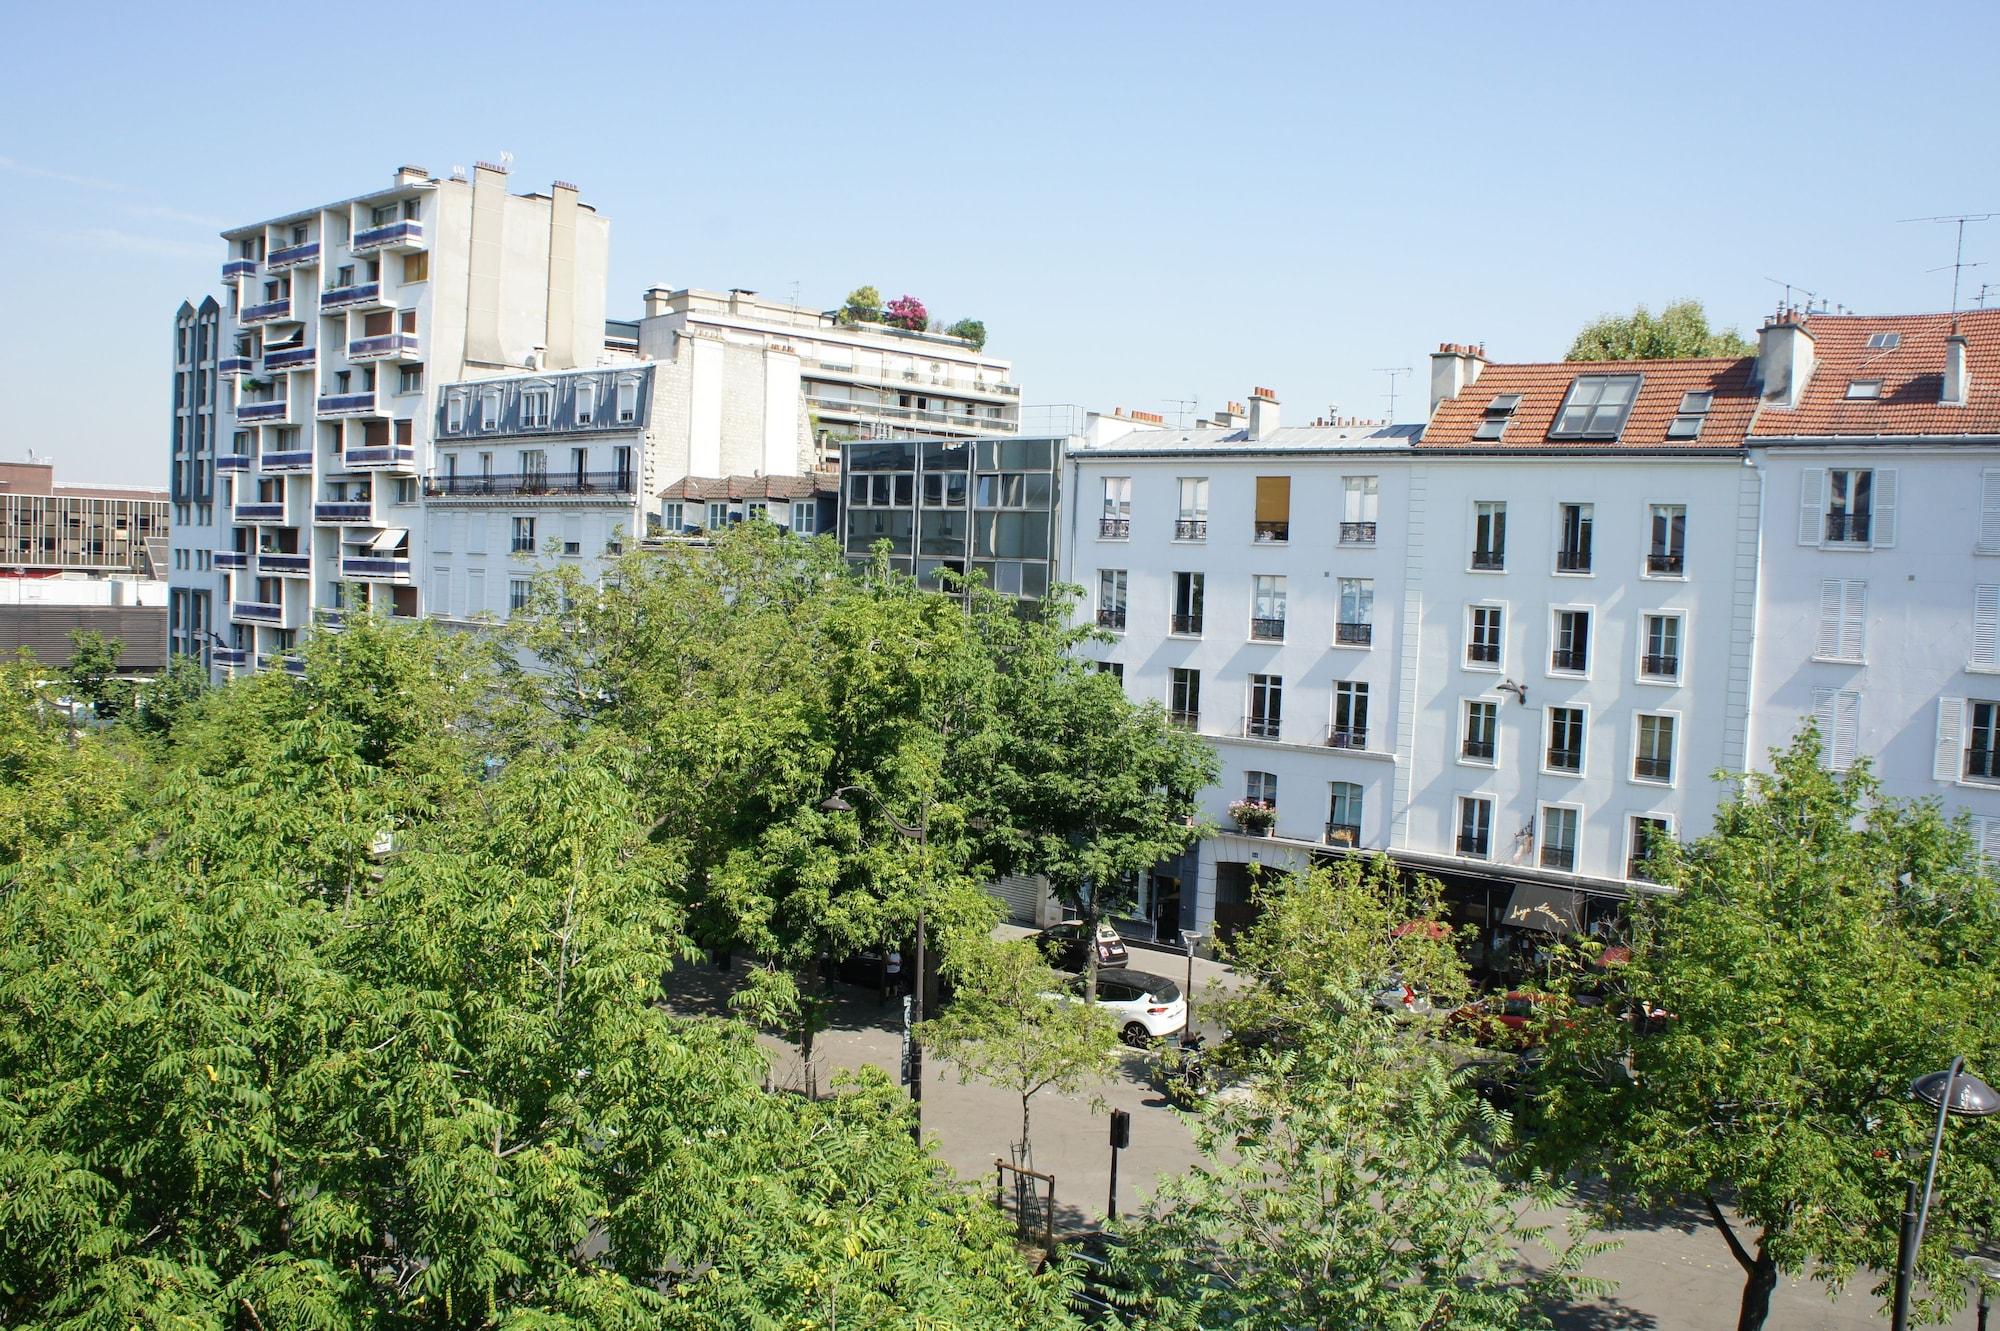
1336,577 -> 1374,648
576,379 -> 597,426
445,391 -> 466,434
1799,465 -> 1898,549
1631,710 -> 1680,788
1813,578 -> 1868,664
480,388 -> 501,431
1554,500 -> 1595,576
1548,604 -> 1593,679
616,378 -> 639,423
1645,502 -> 1689,578
1637,611 -> 1686,685
1471,500 -> 1507,571
1102,476 -> 1132,520
521,386 -> 552,430
1460,698 -> 1501,768
1538,802 -> 1582,872
1328,781 -> 1364,843
1176,476 -> 1209,522
1542,703 -> 1589,779
1464,602 -> 1505,673
791,501 -> 816,534
1626,814 -> 1674,883
1251,574 -> 1287,638
1456,795 -> 1494,861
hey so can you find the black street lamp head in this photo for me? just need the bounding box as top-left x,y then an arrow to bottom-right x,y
819,794 -> 853,813
1912,1067 -> 2000,1118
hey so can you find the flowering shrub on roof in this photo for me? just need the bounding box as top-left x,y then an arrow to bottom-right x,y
883,294 -> 929,331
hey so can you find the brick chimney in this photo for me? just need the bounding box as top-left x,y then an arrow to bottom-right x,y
1428,343 -> 1487,416
1756,313 -> 1816,408
1248,387 -> 1279,440
1945,333 -> 1971,406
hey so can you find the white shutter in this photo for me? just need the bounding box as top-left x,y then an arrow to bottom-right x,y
1811,687 -> 1837,766
432,567 -> 452,618
1975,586 -> 2000,667
1872,468 -> 1898,548
1816,580 -> 1844,659
1980,471 -> 2000,553
1834,691 -> 1859,771
1799,468 -> 1826,545
467,515 -> 487,556
1840,580 -> 1867,661
1936,697 -> 1966,782
1976,815 -> 2000,865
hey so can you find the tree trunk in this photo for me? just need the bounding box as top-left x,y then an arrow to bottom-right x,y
799,958 -> 820,1099
1084,899 -> 1102,1004
1020,1094 -> 1033,1167
1736,1247 -> 1778,1331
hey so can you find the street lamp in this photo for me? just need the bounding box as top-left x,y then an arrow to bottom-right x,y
1181,930 -> 1202,1048
1891,1057 -> 2000,1331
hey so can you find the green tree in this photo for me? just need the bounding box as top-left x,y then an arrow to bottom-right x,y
63,627 -> 128,718
918,939 -> 1120,1165
1108,860 -> 1603,1329
0,655 -> 135,872
1525,730 -> 2000,1331
1566,298 -> 1753,360
132,653 -> 210,739
945,318 -> 988,351
839,284 -> 882,325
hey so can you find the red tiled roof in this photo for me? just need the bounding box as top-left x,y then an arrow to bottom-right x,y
1749,309 -> 2000,438
1422,356 -> 1758,451
657,472 -> 840,501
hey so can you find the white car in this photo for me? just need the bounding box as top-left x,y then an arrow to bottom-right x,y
1054,968 -> 1188,1045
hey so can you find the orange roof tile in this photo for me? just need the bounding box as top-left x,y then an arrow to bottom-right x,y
1749,309 -> 2000,438
1422,356 -> 1758,451
658,472 -> 840,502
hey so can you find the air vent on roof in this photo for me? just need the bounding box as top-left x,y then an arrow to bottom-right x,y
1666,390 -> 1714,441
1473,393 -> 1521,441
1866,332 -> 1902,351
1846,379 -> 1883,400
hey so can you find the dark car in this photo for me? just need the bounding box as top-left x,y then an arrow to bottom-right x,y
1030,920 -> 1130,972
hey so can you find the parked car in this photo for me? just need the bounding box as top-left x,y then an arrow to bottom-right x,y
1052,967 -> 1186,1045
1372,974 -> 1435,1020
1447,991 -> 1570,1048
1030,919 -> 1129,972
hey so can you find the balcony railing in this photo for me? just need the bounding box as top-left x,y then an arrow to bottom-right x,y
1462,736 -> 1496,761
258,450 -> 314,470
1457,833 -> 1490,857
218,355 -> 255,377
1253,520 -> 1289,543
1167,709 -> 1199,730
231,600 -> 282,623
349,332 -> 420,361
318,392 -> 380,417
234,502 -> 286,522
1556,549 -> 1592,573
1633,755 -> 1674,782
216,454 -> 251,472
1641,653 -> 1680,678
1541,845 -> 1576,871
1966,749 -> 2000,780
314,500 -> 374,523
1627,856 -> 1659,883
320,282 -> 383,311
1250,616 -> 1286,642
1243,716 -> 1282,741
1471,549 -> 1505,570
342,445 -> 417,469
1098,516 -> 1130,539
258,653 -> 307,677
353,219 -> 424,253
1174,517 -> 1208,541
1467,642 -> 1501,665
1171,612 -> 1203,635
1825,513 -> 1872,544
1335,622 -> 1373,647
1546,747 -> 1583,773
341,556 -> 412,580
1339,521 -> 1377,545
267,241 -> 320,270
1095,607 -> 1127,631
1646,551 -> 1686,576
1550,647 -> 1588,673
426,471 -> 637,498
237,400 -> 289,423
222,258 -> 257,281
240,299 -> 294,324
1324,726 -> 1367,750
214,550 -> 248,570
1324,822 -> 1361,847
212,646 -> 249,667
259,552 -> 310,575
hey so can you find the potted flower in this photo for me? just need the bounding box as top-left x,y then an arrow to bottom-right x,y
1229,799 -> 1276,835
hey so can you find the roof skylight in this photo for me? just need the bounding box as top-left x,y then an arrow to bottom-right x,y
1846,379 -> 1883,400
1473,392 -> 1521,441
1666,390 -> 1714,440
1866,332 -> 1902,351
1548,374 -> 1642,440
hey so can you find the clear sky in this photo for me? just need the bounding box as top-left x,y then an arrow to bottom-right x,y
5,1 -> 1997,483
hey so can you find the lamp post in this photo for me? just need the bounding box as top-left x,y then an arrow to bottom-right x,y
1891,1057 -> 2000,1331
1181,930 -> 1202,1047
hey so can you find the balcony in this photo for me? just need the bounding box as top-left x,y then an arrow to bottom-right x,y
1242,716 -> 1281,741
1641,653 -> 1680,679
342,445 -> 416,470
1457,833 -> 1490,857
1324,822 -> 1361,847
216,454 -> 252,473
348,332 -> 420,362
1168,709 -> 1199,730
1467,642 -> 1501,665
259,653 -> 307,677
230,600 -> 282,624
1550,648 -> 1588,673
1540,845 -> 1576,871
1471,549 -> 1505,570
1462,737 -> 1495,761
352,219 -> 424,253
263,344 -> 316,373
1646,551 -> 1686,576
237,400 -> 289,424
1633,755 -> 1674,782
1249,616 -> 1286,642
320,282 -> 385,312
1339,521 -> 1377,546
212,646 -> 250,668
1098,516 -> 1130,540
1825,513 -> 1872,544
1171,613 -> 1203,636
258,449 -> 314,471
341,555 -> 412,581
318,391 -> 383,418
1095,607 -> 1127,631
1175,517 -> 1207,541
218,355 -> 255,377
1546,748 -> 1583,773
1335,622 -> 1373,647
426,471 -> 637,499
234,501 -> 287,524
1253,520 -> 1289,543
240,298 -> 295,325
222,258 -> 257,282
267,241 -> 320,271
1556,549 -> 1592,573
314,500 -> 375,524
214,549 -> 248,570
259,552 -> 310,576
1324,726 -> 1367,750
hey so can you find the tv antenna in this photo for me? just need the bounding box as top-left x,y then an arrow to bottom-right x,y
1373,367 -> 1412,421
787,279 -> 802,307
1900,212 -> 1995,325
1763,276 -> 1844,315
1165,396 -> 1200,429
497,150 -> 515,173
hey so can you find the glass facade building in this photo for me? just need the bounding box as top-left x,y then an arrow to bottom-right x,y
841,435 -> 1064,598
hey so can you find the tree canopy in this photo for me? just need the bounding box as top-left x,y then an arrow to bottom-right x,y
1566,299 -> 1753,361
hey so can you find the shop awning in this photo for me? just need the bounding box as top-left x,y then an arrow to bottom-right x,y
1501,884 -> 1582,934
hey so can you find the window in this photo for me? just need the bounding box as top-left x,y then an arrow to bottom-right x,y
791,501 -> 817,534
1095,661 -> 1125,683
1641,613 -> 1682,680
1457,796 -> 1493,858
1168,667 -> 1201,728
372,204 -> 396,226
1472,501 -> 1506,569
1645,504 -> 1687,575
402,252 -> 428,283
1815,579 -> 1867,662
1341,476 -> 1379,544
1463,700 -> 1498,763
1100,477 -> 1131,538
1802,467 -> 1897,547
1980,471 -> 2000,554
1961,700 -> 2000,783
511,516 -> 536,553
508,579 -> 530,613
1336,578 -> 1374,646
1327,782 -> 1363,845
663,501 -> 685,532
1666,391 -> 1713,440
1172,572 -> 1204,635
1846,379 -> 1883,400
1551,608 -> 1590,674
1467,604 -> 1503,667
1474,393 -> 1520,441
1247,674 -> 1283,740
1628,816 -> 1671,882
480,389 -> 501,430
1245,770 -> 1278,808
446,392 -> 466,433
576,380 -> 596,425
1827,468 -> 1872,543
1634,714 -> 1676,784
706,501 -> 730,529
1811,687 -> 1861,771
1176,477 -> 1209,539
1866,332 -> 1902,350
522,388 -> 552,428
1546,706 -> 1585,773
746,501 -> 769,523
616,379 -> 638,422
921,472 -> 968,506
1097,569 -> 1128,631
1330,682 -> 1369,749
1557,503 -> 1593,572
519,449 -> 548,487
1251,575 -> 1287,641
1253,476 -> 1290,542
1541,806 -> 1579,870
395,365 -> 423,395
1549,374 -> 1641,439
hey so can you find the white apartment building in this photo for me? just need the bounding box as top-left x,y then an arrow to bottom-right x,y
168,297 -> 223,668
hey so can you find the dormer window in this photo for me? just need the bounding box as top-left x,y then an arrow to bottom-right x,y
1549,374 -> 1641,440
1846,379 -> 1883,400
1866,332 -> 1902,351
1474,393 -> 1521,441
1666,390 -> 1713,440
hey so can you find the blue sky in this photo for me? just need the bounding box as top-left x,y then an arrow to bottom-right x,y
5,1 -> 1997,482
